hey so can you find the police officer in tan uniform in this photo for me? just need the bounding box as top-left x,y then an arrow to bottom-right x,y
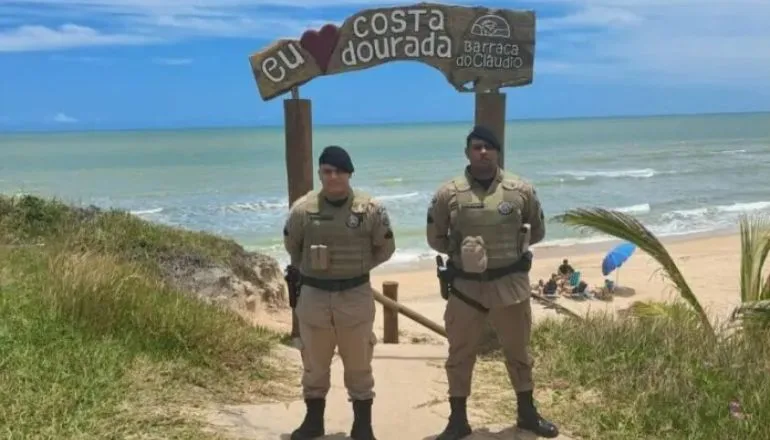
426,126 -> 559,439
283,145 -> 396,440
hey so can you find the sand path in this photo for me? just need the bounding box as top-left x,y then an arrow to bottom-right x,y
207,341 -> 573,440
207,233 -> 741,439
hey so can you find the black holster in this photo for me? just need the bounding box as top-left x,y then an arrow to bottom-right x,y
435,255 -> 455,300
284,265 -> 301,309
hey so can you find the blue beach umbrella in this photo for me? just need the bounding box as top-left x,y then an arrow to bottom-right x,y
602,242 -> 636,277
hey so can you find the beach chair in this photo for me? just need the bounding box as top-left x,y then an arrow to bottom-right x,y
568,271 -> 581,287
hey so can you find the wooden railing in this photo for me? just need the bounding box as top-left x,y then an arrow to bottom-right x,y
372,281 -> 447,343
372,281 -> 582,344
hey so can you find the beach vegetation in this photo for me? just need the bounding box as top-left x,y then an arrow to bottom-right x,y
478,303 -> 770,440
500,206 -> 770,438
555,208 -> 770,335
731,214 -> 770,329
0,194 -> 282,439
553,207 -> 714,334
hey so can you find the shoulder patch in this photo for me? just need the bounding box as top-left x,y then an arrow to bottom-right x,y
375,204 -> 391,227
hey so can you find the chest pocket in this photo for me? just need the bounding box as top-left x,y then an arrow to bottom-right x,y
303,201 -> 373,276
451,179 -> 524,263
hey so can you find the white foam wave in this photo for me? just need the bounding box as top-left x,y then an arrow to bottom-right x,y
556,168 -> 656,180
226,201 -> 286,212
533,235 -> 615,248
382,248 -> 440,267
718,201 -> 770,213
614,203 -> 651,214
666,201 -> 770,218
716,149 -> 747,154
130,207 -> 163,215
223,192 -> 420,213
377,191 -> 420,201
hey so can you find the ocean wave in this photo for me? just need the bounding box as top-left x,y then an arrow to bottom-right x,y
124,195 -> 770,268
664,201 -> 770,219
225,201 -> 286,212
380,177 -> 405,185
376,191 -> 420,201
551,168 -> 657,181
130,207 -> 163,215
614,203 -> 651,214
220,191 -> 422,213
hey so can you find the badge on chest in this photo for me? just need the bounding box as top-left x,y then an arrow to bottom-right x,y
497,201 -> 515,216
346,213 -> 363,229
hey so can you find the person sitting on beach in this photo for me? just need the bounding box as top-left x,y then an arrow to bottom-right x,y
558,259 -> 574,278
592,279 -> 615,301
543,276 -> 558,297
572,280 -> 588,296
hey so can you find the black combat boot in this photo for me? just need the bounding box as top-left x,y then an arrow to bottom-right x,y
516,390 -> 559,438
436,397 -> 473,440
290,398 -> 325,440
350,399 -> 376,440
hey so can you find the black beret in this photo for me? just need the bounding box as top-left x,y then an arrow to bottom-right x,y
318,145 -> 354,174
466,125 -> 500,151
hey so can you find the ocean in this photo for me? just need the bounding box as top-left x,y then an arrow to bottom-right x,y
1,112 -> 769,267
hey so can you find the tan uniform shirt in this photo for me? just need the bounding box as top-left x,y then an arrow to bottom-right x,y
426,167 -> 546,308
283,189 -> 396,273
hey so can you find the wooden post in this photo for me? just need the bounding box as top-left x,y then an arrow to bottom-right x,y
382,281 -> 399,343
372,289 -> 447,339
474,90 -> 507,168
284,87 -> 313,338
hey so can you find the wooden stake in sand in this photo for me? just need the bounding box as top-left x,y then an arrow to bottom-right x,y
282,86 -> 313,338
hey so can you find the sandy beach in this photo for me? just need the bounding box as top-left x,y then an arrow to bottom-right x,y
368,232 -> 743,343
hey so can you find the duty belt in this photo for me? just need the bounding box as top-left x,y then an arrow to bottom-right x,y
301,273 -> 370,292
453,251 -> 533,282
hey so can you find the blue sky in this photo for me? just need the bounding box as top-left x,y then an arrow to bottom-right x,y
1,0 -> 769,131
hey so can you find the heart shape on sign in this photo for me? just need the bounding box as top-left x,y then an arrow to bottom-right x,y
299,24 -> 340,74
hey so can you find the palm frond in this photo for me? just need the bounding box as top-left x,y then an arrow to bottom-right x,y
739,213 -> 770,303
731,300 -> 770,324
761,274 -> 770,302
554,208 -> 714,336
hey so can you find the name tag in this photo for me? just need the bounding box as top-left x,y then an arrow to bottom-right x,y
308,214 -> 335,221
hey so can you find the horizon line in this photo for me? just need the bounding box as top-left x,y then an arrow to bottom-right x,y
1,109 -> 768,135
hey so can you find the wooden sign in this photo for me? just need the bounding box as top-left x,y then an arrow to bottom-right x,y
248,2 -> 535,101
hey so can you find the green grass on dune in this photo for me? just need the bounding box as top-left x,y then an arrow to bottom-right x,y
0,195 -> 282,439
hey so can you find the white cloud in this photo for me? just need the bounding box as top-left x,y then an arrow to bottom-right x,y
52,112 -> 78,123
152,57 -> 192,65
534,0 -> 770,85
1,0 -> 768,87
0,23 -> 155,52
49,54 -> 113,64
